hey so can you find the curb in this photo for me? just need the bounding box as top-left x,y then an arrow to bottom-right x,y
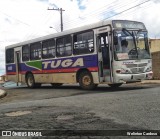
141,80 -> 160,84
0,89 -> 7,99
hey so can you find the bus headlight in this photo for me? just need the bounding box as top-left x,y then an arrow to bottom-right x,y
116,69 -> 130,74
145,67 -> 152,72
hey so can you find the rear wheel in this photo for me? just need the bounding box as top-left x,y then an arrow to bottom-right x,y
26,73 -> 35,88
79,71 -> 97,90
108,83 -> 122,88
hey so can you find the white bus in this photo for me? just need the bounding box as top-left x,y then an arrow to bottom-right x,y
5,20 -> 153,89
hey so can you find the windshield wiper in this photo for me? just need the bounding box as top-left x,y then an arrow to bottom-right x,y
122,28 -> 138,58
122,28 -> 132,36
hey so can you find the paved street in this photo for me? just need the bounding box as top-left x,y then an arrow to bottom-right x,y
0,83 -> 160,139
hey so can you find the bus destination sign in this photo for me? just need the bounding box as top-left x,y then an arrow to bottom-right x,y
112,20 -> 146,30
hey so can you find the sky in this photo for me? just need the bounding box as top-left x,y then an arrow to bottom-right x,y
0,0 -> 160,75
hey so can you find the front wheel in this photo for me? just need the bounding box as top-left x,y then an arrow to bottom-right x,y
26,73 -> 35,88
108,83 -> 122,88
79,71 -> 97,90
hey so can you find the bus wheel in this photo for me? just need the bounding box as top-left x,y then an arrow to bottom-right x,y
26,73 -> 35,88
51,83 -> 63,88
79,71 -> 97,90
108,83 -> 122,88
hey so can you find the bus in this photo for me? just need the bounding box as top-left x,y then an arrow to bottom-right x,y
5,20 -> 153,90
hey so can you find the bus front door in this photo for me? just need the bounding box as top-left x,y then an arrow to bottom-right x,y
15,51 -> 21,85
97,32 -> 113,83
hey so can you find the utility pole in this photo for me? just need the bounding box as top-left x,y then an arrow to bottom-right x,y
48,8 -> 65,32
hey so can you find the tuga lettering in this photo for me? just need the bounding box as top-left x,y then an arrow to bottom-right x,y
51,60 -> 61,68
42,58 -> 84,69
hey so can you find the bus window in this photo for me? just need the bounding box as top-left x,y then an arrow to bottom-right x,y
30,42 -> 41,60
42,39 -> 55,59
73,31 -> 94,55
56,35 -> 72,57
6,48 -> 14,63
22,45 -> 30,61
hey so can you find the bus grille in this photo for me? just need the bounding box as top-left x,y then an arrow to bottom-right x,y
126,63 -> 147,68
130,67 -> 145,73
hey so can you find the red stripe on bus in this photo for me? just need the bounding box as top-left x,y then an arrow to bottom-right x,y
42,68 -> 79,73
88,67 -> 98,71
42,67 -> 98,73
7,67 -> 98,75
7,72 -> 16,75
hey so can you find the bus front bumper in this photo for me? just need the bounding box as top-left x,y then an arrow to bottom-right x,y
114,71 -> 153,83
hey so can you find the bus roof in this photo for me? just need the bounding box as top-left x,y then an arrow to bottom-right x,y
5,19 -> 144,49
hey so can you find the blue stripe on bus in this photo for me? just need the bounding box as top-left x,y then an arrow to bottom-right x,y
6,54 -> 98,74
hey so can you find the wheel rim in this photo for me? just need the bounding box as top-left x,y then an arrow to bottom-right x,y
82,75 -> 91,86
28,76 -> 33,86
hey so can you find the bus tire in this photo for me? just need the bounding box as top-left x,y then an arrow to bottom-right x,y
51,83 -> 63,88
108,83 -> 122,88
78,71 -> 97,90
26,73 -> 35,88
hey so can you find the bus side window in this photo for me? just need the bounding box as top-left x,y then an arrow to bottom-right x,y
64,35 -> 72,56
42,39 -> 55,59
6,48 -> 14,63
73,31 -> 94,55
22,45 -> 30,61
56,38 -> 64,57
56,35 -> 72,57
30,42 -> 41,60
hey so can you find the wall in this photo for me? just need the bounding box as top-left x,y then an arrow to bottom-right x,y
149,39 -> 160,79
151,51 -> 160,79
150,39 -> 160,53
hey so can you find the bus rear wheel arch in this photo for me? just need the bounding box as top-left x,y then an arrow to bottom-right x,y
78,70 -> 97,90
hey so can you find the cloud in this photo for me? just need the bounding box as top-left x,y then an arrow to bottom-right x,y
38,0 -> 48,2
111,0 -> 160,38
77,0 -> 86,10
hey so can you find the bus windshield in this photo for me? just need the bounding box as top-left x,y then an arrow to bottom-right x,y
114,29 -> 151,60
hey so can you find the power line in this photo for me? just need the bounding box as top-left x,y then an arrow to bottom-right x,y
63,0 -> 142,27
103,0 -> 152,20
0,0 -> 153,43
114,2 -> 151,19
64,0 -> 119,24
0,10 -> 31,27
62,0 -> 152,30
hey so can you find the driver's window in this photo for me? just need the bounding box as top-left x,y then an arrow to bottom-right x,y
114,34 -> 122,52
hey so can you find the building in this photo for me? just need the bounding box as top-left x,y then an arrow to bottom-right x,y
149,39 -> 160,79
149,39 -> 160,53
151,51 -> 160,79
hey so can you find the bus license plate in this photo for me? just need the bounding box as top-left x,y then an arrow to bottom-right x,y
133,74 -> 145,80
